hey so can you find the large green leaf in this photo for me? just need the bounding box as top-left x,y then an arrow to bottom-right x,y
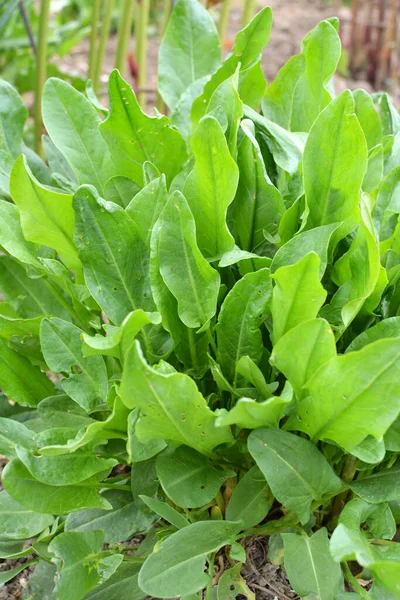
191,7 -> 272,125
158,0 -> 221,110
216,268 -> 272,382
0,198 -> 40,268
271,252 -> 327,343
349,465 -> 400,504
42,78 -> 114,194
120,340 -> 233,455
100,71 -> 187,186
48,531 -> 123,600
10,155 -> 80,269
205,71 -> 243,157
2,459 -> 111,514
303,91 -> 368,228
0,491 -> 54,540
0,79 -> 27,156
248,428 -> 342,523
125,175 -> 168,247
138,520 -> 239,597
156,446 -> 235,508
226,465 -> 272,530
262,20 -> 340,132
231,119 -> 285,252
65,489 -> 155,543
83,563 -> 145,600
73,185 -> 153,326
183,116 -> 238,258
140,495 -> 189,529
0,339 -> 54,407
271,318 -> 336,397
40,318 -> 108,412
0,416 -> 35,458
298,338 -> 400,451
282,528 -> 343,599
216,396 -> 288,430
156,190 -> 220,328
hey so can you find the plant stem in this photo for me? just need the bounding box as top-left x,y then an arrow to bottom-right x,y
330,455 -> 358,523
342,563 -> 370,599
241,0 -> 256,28
218,0 -> 232,41
206,329 -> 218,356
136,0 -> 150,107
34,0 -> 50,157
19,1 -> 36,54
115,0 -> 135,75
156,0 -> 172,112
94,0 -> 115,93
89,0 -> 101,81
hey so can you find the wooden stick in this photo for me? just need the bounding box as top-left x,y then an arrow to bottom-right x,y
115,0 -> 135,75
34,0 -> 50,157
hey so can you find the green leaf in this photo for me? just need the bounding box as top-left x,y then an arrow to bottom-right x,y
0,491 -> 54,540
0,199 -> 40,268
10,155 -> 80,270
156,446 -> 235,508
65,489 -> 155,543
346,317 -> 400,353
282,528 -> 343,600
40,318 -> 108,412
217,563 -> 255,600
100,71 -> 187,186
42,78 -> 114,194
140,495 -> 189,529
48,530 -> 123,600
0,339 -> 54,407
104,176 -> 140,208
271,222 -> 341,276
216,396 -> 289,430
0,257 -> 71,320
183,116 -> 238,258
0,416 -> 35,458
353,89 -> 383,191
21,560 -> 57,600
15,444 -> 117,486
0,79 -> 27,157
231,119 -> 285,252
83,562 -> 145,600
235,355 -> 276,399
216,268 -> 271,382
206,70 -> 243,157
0,558 -> 39,586
120,340 -> 233,455
349,465 -> 400,504
298,338 -> 400,451
271,318 -> 336,397
271,252 -> 327,343
156,190 -> 220,328
226,465 -> 272,530
158,0 -> 221,110
74,185 -> 155,326
262,20 -> 340,132
304,91 -> 368,228
191,7 -> 272,125
248,428 -> 342,523
138,520 -> 240,597
2,459 -> 111,514
125,175 -> 168,247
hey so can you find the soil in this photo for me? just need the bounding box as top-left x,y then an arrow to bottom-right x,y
0,1 -> 379,598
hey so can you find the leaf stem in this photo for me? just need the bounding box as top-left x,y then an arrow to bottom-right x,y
241,0 -> 256,28
218,0 -> 232,41
330,454 -> 358,523
94,0 -> 115,93
34,0 -> 51,157
89,0 -> 101,80
206,328 -> 218,356
136,0 -> 150,107
115,0 -> 135,75
342,563 -> 370,599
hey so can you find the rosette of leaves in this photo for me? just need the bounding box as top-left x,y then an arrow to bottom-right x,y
0,1 -> 400,599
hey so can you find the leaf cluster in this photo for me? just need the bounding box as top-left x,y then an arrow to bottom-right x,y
0,1 -> 400,598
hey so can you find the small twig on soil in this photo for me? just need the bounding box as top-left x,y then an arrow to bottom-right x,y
246,549 -> 293,600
